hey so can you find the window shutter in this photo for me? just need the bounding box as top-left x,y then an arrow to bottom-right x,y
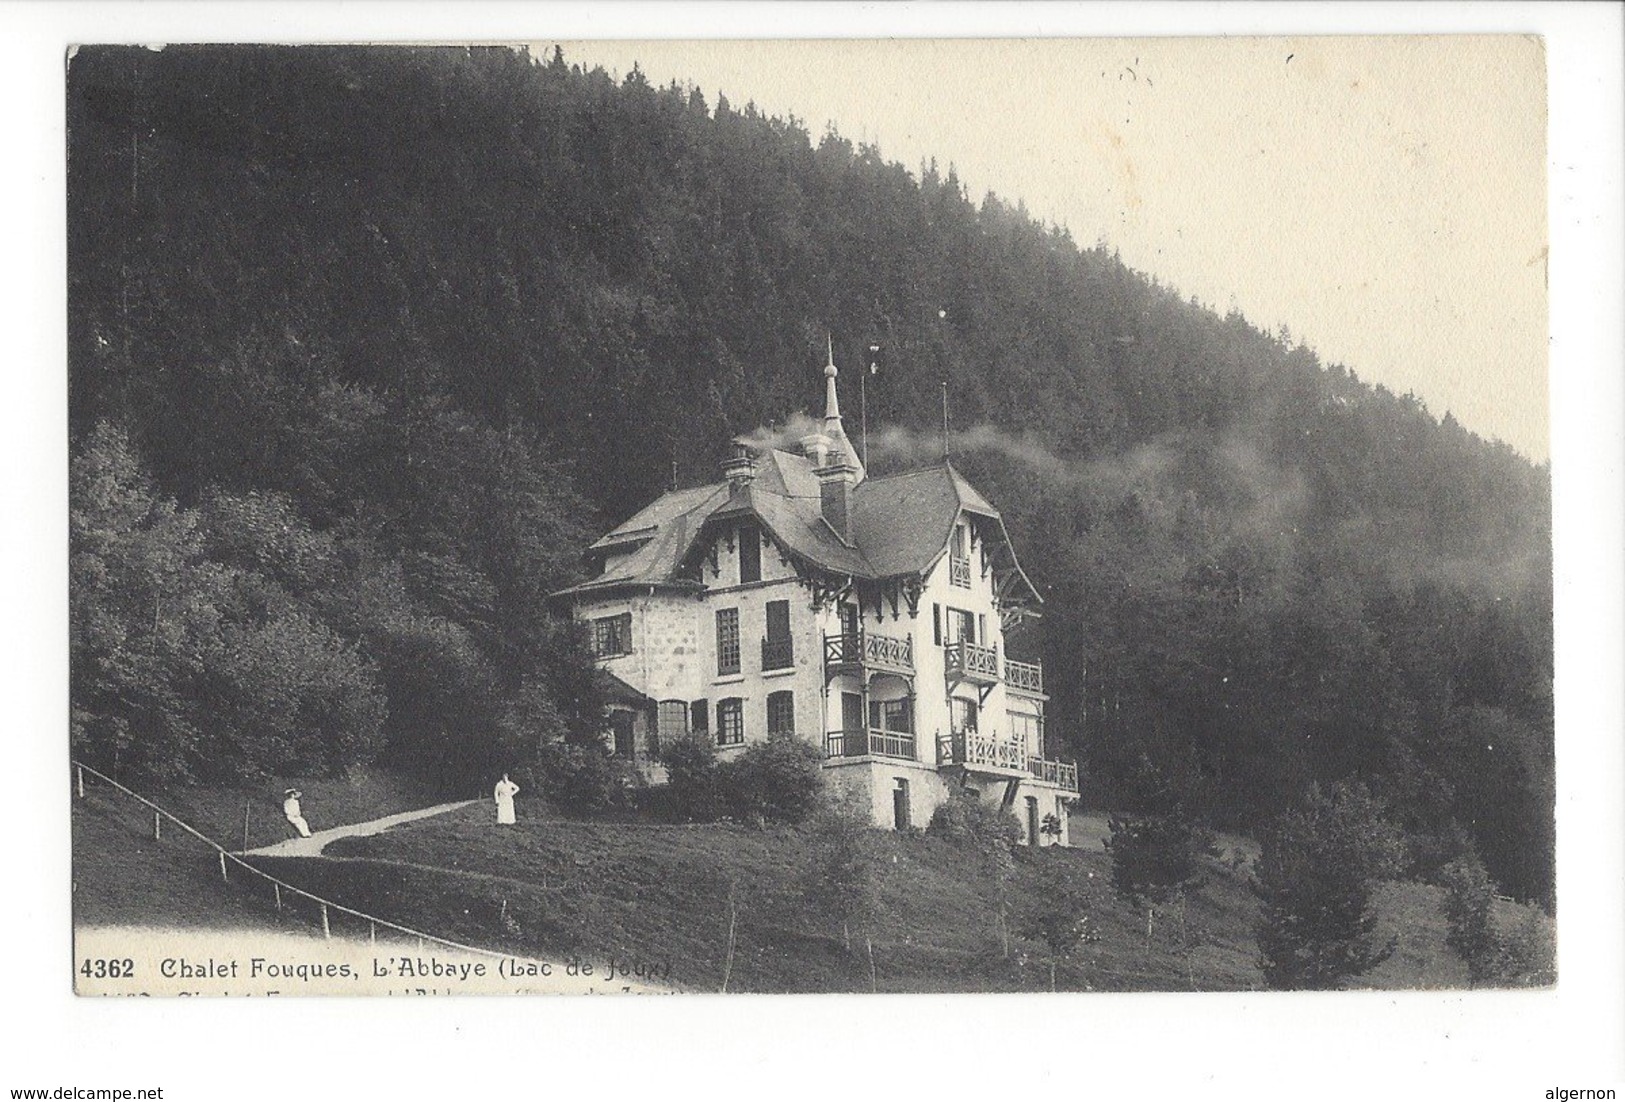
618,612 -> 633,650
766,599 -> 790,640
691,699 -> 709,732
933,604 -> 942,646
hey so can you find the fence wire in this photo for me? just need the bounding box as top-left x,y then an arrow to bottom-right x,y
72,760 -> 549,966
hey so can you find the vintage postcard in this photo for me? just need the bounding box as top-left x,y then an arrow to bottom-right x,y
66,36 -> 1556,1004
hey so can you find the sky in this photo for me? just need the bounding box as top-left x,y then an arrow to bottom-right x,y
555,37 -> 1549,460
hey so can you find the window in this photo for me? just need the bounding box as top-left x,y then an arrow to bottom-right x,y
1009,712 -> 1041,756
610,711 -> 636,758
762,599 -> 793,669
868,698 -> 913,733
945,607 -> 976,645
738,523 -> 762,583
717,698 -> 744,747
766,690 -> 795,737
951,697 -> 979,734
893,779 -> 911,831
715,608 -> 741,675
690,699 -> 709,734
838,602 -> 860,639
950,523 -> 971,587
656,700 -> 688,754
590,613 -> 632,658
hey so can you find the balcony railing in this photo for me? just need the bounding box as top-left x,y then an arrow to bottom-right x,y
936,731 -> 1080,793
761,636 -> 794,671
824,729 -> 918,762
824,631 -> 914,675
949,555 -> 972,588
1027,757 -> 1080,793
944,640 -> 1000,683
938,730 -> 1029,771
1004,658 -> 1044,694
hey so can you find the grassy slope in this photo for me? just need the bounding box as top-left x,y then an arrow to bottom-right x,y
72,790 -> 281,929
271,801 -> 1471,994
71,767 -> 440,930
73,778 -> 1554,993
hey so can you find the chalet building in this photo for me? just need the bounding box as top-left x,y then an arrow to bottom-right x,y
554,353 -> 1080,844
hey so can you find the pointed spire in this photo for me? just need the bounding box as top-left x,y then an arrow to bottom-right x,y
823,335 -> 841,429
817,337 -> 864,485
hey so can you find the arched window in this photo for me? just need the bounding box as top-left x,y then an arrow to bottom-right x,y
766,690 -> 795,738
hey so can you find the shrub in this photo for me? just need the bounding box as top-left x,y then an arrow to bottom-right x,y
1440,849 -> 1498,982
928,786 -> 1022,955
722,735 -> 824,825
1487,908 -> 1556,987
927,787 -> 1021,851
534,740 -> 630,815
1018,862 -> 1101,990
661,734 -> 723,822
802,798 -> 880,954
1104,812 -> 1217,906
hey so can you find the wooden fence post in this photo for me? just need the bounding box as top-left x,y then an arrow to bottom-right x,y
242,802 -> 251,852
274,883 -> 282,912
369,922 -> 376,946
153,812 -> 161,841
219,851 -> 228,882
76,766 -> 84,799
321,904 -> 331,939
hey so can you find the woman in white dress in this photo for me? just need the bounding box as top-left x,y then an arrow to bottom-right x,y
493,774 -> 520,825
283,789 -> 312,837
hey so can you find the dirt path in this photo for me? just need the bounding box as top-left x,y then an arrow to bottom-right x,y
241,800 -> 478,857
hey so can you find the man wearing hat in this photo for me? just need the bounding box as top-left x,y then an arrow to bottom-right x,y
283,789 -> 312,838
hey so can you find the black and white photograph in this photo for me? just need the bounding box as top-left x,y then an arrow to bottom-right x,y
7,3 -> 1623,1099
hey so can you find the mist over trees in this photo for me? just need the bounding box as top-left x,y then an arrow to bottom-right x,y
67,45 -> 1553,904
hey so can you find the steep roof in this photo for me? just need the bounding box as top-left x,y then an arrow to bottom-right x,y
558,483 -> 724,599
554,454 -> 1038,605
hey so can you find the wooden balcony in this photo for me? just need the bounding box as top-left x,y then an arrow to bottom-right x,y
824,631 -> 914,677
1026,756 -> 1080,793
936,731 -> 1080,793
824,729 -> 918,762
937,730 -> 1029,773
1004,657 -> 1044,695
944,640 -> 999,686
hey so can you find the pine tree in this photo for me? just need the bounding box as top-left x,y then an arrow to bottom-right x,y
1253,782 -> 1405,989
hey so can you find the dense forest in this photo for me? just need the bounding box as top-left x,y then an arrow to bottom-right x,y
66,46 -> 1554,906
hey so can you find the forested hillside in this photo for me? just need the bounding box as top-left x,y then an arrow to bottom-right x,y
67,45 -> 1553,905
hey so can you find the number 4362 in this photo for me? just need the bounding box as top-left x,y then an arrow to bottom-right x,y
81,958 -> 134,978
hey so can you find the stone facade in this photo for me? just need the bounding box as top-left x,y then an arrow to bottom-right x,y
557,359 -> 1080,840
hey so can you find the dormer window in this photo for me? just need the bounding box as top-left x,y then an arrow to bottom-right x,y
950,522 -> 971,587
739,523 -> 762,583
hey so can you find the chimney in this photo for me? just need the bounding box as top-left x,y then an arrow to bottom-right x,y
799,431 -> 831,468
721,441 -> 757,492
817,450 -> 857,541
